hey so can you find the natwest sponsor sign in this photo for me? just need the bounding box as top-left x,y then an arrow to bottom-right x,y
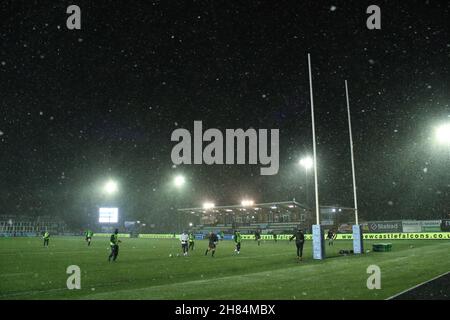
368,221 -> 402,233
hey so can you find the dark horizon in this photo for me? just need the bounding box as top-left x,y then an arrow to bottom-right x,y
0,0 -> 449,228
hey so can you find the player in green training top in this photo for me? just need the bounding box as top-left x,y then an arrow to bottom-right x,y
108,229 -> 121,262
234,230 -> 242,254
85,229 -> 93,246
43,231 -> 50,247
188,232 -> 195,251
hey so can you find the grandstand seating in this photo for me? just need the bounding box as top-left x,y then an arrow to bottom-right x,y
192,221 -> 304,235
0,215 -> 68,237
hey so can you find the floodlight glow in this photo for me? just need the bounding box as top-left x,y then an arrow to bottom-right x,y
241,200 -> 254,207
436,123 -> 450,144
203,202 -> 215,209
189,222 -> 193,227
174,175 -> 186,188
99,207 -> 119,223
104,180 -> 118,194
299,156 -> 314,169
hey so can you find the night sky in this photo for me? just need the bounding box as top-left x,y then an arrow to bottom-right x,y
0,1 -> 449,228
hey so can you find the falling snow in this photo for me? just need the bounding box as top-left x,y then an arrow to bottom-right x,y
0,1 -> 447,228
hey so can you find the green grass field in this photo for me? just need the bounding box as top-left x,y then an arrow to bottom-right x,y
0,236 -> 449,300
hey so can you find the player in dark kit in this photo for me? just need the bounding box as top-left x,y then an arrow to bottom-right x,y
290,228 -> 305,262
254,230 -> 261,246
327,229 -> 336,246
205,232 -> 218,257
108,229 -> 121,262
234,230 -> 242,254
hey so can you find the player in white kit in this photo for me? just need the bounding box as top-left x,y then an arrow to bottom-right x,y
180,231 -> 189,256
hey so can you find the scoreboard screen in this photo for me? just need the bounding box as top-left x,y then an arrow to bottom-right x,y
98,207 -> 119,223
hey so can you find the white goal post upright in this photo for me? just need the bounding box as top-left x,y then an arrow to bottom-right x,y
308,53 -> 325,260
345,80 -> 364,254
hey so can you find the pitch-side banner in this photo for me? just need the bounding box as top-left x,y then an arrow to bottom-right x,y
93,233 -> 130,238
240,232 -> 450,240
138,234 -> 178,239
333,232 -> 450,240
368,221 -> 402,233
135,232 -> 450,240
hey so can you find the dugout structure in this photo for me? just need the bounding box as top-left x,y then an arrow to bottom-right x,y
177,201 -> 314,234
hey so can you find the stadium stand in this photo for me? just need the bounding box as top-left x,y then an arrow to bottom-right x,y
0,215 -> 69,237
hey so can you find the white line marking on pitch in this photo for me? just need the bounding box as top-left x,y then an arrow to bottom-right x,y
386,270 -> 450,300
0,272 -> 34,277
